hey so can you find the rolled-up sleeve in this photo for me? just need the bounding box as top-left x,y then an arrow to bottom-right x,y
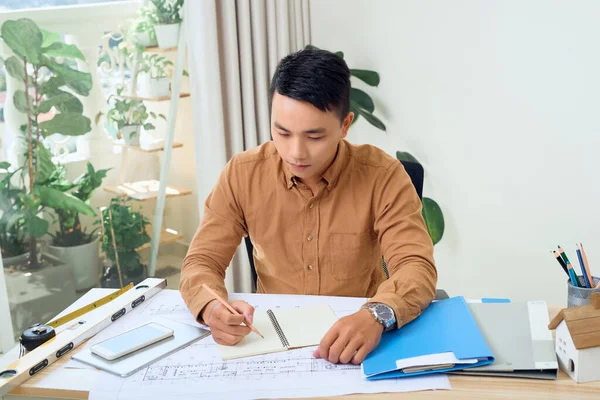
369,161 -> 438,328
179,158 -> 247,323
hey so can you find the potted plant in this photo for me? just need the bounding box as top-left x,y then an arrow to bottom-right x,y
95,88 -> 165,146
0,162 -> 27,265
148,0 -> 184,49
129,6 -> 159,48
138,53 -> 173,98
46,162 -> 110,291
100,197 -> 151,288
0,18 -> 97,269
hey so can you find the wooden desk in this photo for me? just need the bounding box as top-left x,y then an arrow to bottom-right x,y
4,302 -> 600,399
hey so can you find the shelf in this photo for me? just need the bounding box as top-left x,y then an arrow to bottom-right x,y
144,46 -> 177,53
122,93 -> 190,102
138,227 -> 183,251
114,140 -> 183,153
103,180 -> 192,201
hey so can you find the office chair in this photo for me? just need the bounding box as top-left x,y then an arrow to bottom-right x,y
244,160 -> 448,300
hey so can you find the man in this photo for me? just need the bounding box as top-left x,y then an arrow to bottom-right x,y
180,48 -> 437,365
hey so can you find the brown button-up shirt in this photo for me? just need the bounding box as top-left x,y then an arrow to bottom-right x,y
180,139 -> 437,328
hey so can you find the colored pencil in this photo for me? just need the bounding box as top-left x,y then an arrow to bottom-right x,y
202,284 -> 264,338
552,250 -> 569,277
575,246 -> 591,288
559,246 -> 583,287
579,243 -> 597,288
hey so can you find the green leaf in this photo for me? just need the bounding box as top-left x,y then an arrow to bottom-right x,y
305,44 -> 319,50
41,29 -> 61,48
42,42 -> 86,61
4,56 -> 25,80
38,91 -> 83,114
142,122 -> 155,130
26,215 -> 49,238
350,88 -> 375,113
335,51 -> 344,59
351,101 -> 386,131
40,113 -> 91,137
0,18 -> 43,64
350,69 -> 380,87
43,58 -> 92,96
39,76 -> 66,95
0,161 -> 10,170
422,197 -> 444,245
13,90 -> 29,114
396,151 -> 420,164
35,186 -> 96,216
36,143 -> 55,183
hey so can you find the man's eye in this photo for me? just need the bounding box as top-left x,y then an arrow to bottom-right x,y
308,136 -> 323,140
278,132 -> 289,137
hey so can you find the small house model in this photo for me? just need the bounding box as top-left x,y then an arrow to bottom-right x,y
548,293 -> 600,383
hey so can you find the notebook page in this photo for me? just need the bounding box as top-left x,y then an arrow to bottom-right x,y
216,311 -> 285,360
273,304 -> 338,349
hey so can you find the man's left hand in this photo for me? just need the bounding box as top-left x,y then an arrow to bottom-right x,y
313,308 -> 383,364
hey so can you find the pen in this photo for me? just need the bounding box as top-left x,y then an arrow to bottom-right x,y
558,246 -> 583,287
576,245 -> 591,288
580,243 -> 598,288
201,284 -> 264,339
552,250 -> 569,277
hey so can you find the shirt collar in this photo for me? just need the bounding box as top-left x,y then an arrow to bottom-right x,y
281,139 -> 349,191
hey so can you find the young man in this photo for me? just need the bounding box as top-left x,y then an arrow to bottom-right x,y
180,49 -> 437,365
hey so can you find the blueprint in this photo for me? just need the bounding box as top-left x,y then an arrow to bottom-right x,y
79,290 -> 450,399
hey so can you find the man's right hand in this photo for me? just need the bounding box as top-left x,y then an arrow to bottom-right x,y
201,299 -> 255,346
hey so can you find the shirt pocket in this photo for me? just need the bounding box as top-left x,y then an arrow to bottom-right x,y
328,231 -> 376,281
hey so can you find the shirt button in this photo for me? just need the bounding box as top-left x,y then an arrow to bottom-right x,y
307,235 -> 313,241
307,265 -> 313,271
309,203 -> 314,209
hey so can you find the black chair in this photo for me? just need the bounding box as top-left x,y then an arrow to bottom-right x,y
243,160 -> 448,299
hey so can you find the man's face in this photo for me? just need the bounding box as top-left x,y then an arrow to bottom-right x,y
271,92 -> 353,185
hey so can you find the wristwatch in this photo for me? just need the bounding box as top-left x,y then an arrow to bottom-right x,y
361,302 -> 396,332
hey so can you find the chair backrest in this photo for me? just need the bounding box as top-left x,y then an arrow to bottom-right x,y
245,159 -> 426,290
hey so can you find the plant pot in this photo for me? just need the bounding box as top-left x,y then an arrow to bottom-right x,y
138,74 -> 171,98
155,23 -> 180,49
133,31 -> 157,48
46,237 -> 102,292
100,264 -> 148,289
120,125 -> 141,146
2,243 -> 43,270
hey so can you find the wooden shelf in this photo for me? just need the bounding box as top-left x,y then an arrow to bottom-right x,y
138,227 -> 183,250
103,180 -> 192,201
114,140 -> 183,153
122,93 -> 190,102
144,46 -> 177,53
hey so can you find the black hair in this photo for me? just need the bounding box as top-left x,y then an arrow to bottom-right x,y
269,48 -> 351,123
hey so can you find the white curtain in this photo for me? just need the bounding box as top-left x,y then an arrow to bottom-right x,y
184,0 -> 311,293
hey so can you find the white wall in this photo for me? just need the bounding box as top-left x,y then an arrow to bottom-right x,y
310,0 -> 600,306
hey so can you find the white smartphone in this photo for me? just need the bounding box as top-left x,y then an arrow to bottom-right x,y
90,322 -> 174,361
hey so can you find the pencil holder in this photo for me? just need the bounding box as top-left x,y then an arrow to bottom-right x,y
567,276 -> 600,308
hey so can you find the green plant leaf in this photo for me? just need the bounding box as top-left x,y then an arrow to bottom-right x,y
26,214 -> 49,238
41,29 -> 61,48
0,161 -> 10,170
40,112 -> 91,137
36,143 -> 55,183
1,18 -> 43,64
350,69 -> 380,87
42,42 -> 86,61
43,58 -> 92,96
422,197 -> 444,245
13,90 -> 29,114
38,91 -> 83,114
351,102 -> 386,131
335,51 -> 344,59
39,76 -> 65,95
350,88 -> 375,113
35,186 -> 96,216
396,151 -> 420,164
4,56 -> 25,80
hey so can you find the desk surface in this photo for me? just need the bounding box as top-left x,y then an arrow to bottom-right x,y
5,298 -> 600,400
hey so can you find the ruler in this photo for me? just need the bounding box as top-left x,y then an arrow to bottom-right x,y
0,278 -> 167,396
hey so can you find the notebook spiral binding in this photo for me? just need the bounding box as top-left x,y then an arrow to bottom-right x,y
267,309 -> 290,348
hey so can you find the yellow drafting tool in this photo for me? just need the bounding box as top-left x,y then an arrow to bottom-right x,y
0,278 -> 167,396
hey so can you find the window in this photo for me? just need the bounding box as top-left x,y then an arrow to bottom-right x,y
0,0 -> 132,10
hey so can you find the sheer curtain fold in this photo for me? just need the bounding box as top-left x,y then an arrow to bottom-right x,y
184,0 -> 310,293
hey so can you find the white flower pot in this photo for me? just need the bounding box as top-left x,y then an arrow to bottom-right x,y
120,125 -> 141,146
47,237 -> 102,292
155,23 -> 180,49
133,31 -> 157,48
139,74 -> 171,98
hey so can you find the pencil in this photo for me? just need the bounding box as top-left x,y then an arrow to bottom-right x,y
552,250 -> 569,277
201,284 -> 264,339
566,261 -> 580,288
580,243 -> 597,288
559,246 -> 583,287
575,246 -> 591,288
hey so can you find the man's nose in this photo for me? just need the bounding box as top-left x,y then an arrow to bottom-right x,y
290,138 -> 308,161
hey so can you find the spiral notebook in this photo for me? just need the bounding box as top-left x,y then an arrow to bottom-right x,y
216,304 -> 338,360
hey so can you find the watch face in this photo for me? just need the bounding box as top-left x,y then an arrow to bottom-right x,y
375,304 -> 393,320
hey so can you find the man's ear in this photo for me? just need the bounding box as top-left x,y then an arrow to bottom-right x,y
341,112 -> 354,139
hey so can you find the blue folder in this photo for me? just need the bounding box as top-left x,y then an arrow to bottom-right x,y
362,296 -> 494,380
